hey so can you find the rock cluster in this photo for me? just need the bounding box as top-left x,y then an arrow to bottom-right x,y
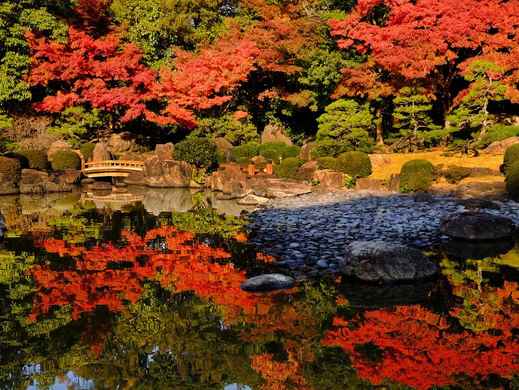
247,192 -> 519,278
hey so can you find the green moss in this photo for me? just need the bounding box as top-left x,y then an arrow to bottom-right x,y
399,159 -> 434,193
335,151 -> 372,178
80,143 -> 96,161
316,157 -> 338,170
50,150 -> 81,171
230,142 -> 260,165
502,144 -> 519,175
20,149 -> 49,170
174,138 -> 217,168
505,161 -> 519,201
259,142 -> 300,162
274,157 -> 304,179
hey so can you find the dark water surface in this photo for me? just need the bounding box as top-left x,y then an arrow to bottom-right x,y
0,192 -> 517,390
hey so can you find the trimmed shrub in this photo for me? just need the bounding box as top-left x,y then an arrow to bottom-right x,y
259,142 -> 300,162
505,160 -> 519,201
20,149 -> 49,170
274,157 -> 304,179
230,142 -> 260,164
478,124 -> 519,149
317,157 -> 338,170
442,165 -> 471,184
335,151 -> 372,178
50,150 -> 81,171
311,140 -> 351,158
174,138 -> 217,168
399,159 -> 434,193
80,142 -> 96,161
502,144 -> 519,175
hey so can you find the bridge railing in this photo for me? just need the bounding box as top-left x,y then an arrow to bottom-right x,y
83,160 -> 145,169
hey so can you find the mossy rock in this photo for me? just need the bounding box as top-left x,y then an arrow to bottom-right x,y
259,142 -> 300,162
274,157 -> 304,179
442,165 -> 471,184
20,149 -> 49,170
50,150 -> 81,171
317,157 -> 338,171
336,151 -> 372,178
399,159 -> 434,193
80,143 -> 96,161
174,138 -> 217,168
230,142 -> 260,165
502,144 -> 519,175
0,156 -> 21,176
505,160 -> 519,201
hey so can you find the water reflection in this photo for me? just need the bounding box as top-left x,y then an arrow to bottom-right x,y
0,192 -> 516,389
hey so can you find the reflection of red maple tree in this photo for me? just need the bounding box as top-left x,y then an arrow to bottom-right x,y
322,288 -> 519,390
30,227 -> 262,321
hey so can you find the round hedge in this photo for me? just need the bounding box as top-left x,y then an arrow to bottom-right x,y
259,142 -> 300,162
174,138 -> 217,168
80,143 -> 96,161
317,157 -> 338,171
51,150 -> 81,171
505,160 -> 519,200
20,149 -> 49,170
335,151 -> 372,178
399,159 -> 434,193
502,144 -> 519,175
274,157 -> 304,179
230,142 -> 260,165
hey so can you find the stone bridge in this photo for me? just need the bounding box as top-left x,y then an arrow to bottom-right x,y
82,160 -> 144,178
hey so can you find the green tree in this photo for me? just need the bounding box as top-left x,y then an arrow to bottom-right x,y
316,99 -> 373,151
47,106 -> 104,146
393,87 -> 439,138
189,113 -> 259,145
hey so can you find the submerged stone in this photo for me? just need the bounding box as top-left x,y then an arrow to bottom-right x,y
340,241 -> 438,283
240,273 -> 295,292
440,211 -> 515,240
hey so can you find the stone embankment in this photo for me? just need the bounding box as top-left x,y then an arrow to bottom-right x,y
247,191 -> 519,279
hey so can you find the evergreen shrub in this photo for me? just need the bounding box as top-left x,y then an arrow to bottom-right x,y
399,159 -> 434,193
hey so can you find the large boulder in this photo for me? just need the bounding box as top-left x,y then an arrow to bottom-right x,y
440,212 -> 515,240
261,124 -> 293,145
143,156 -> 196,188
297,160 -> 318,180
92,142 -> 111,162
355,178 -> 388,192
313,169 -> 344,189
107,132 -> 140,158
340,241 -> 438,282
20,169 -> 78,194
213,137 -> 234,162
241,274 -> 295,292
154,143 -> 174,161
483,137 -> 519,155
0,156 -> 21,195
206,163 -> 249,198
299,142 -> 316,161
249,177 -> 312,198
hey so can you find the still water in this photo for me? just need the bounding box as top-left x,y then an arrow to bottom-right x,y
0,191 -> 517,390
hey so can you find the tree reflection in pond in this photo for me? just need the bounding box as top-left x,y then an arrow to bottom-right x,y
0,197 -> 517,389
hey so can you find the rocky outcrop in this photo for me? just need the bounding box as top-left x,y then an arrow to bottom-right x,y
92,142 -> 111,162
143,156 -> 198,188
241,274 -> 295,292
20,169 -> 80,194
483,137 -> 519,155
248,177 -> 312,198
213,137 -> 233,161
107,132 -> 141,158
299,142 -> 315,161
440,212 -> 515,240
0,157 -> 21,195
155,143 -> 174,161
297,160 -> 318,180
340,241 -> 438,282
206,163 -> 249,198
355,178 -> 388,192
47,140 -> 72,162
261,124 -> 293,145
313,169 -> 344,189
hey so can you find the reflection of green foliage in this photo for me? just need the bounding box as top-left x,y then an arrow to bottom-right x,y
171,208 -> 245,239
48,215 -> 102,243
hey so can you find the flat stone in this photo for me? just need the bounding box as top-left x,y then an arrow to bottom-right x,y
440,212 -> 515,240
240,274 -> 295,292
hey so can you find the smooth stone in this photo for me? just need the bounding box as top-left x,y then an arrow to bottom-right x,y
240,273 -> 295,292
340,241 -> 438,283
316,260 -> 328,268
440,212 -> 515,240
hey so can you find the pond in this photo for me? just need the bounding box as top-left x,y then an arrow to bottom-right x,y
0,190 -> 517,390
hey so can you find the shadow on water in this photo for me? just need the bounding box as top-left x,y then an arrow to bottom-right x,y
0,191 -> 516,390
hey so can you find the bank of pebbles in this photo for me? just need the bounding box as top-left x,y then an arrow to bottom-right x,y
247,191 -> 519,279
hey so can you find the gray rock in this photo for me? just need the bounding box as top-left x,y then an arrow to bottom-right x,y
340,241 -> 438,282
241,274 -> 295,292
440,212 -> 515,240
